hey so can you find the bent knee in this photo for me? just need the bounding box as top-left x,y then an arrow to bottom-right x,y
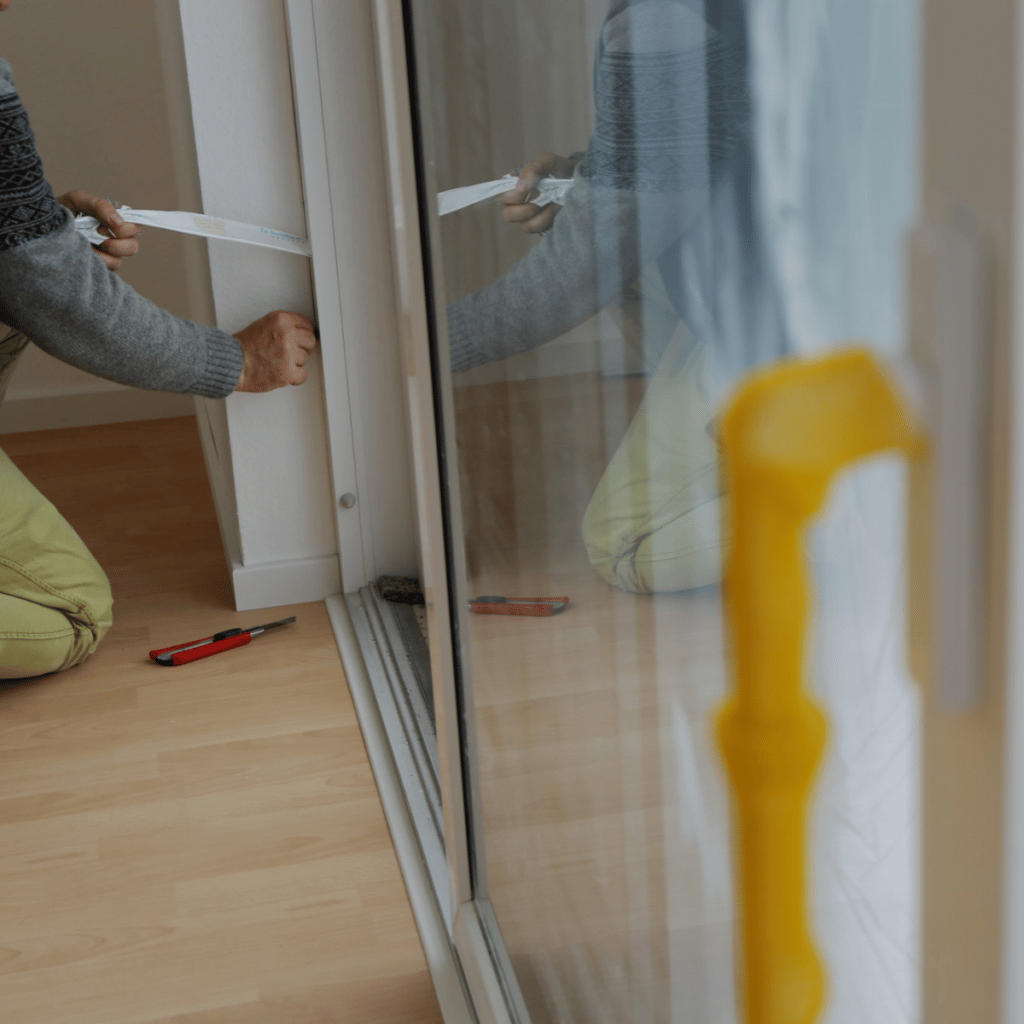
585,535 -> 723,594
74,568 -> 114,653
0,563 -> 113,679
583,496 -> 723,594
0,581 -> 112,679
61,561 -> 114,664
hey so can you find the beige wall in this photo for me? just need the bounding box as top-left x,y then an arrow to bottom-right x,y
0,0 -> 207,430
914,0 -> 1018,1019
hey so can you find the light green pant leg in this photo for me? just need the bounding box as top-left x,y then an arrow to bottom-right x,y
583,326 -> 723,594
0,447 -> 113,678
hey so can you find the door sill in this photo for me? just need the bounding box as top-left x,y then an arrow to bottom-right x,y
325,594 -> 476,1024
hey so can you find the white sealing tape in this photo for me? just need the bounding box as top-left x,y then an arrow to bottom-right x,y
75,207 -> 312,257
76,176 -> 574,256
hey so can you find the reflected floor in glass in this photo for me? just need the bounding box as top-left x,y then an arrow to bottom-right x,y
457,370 -> 733,1021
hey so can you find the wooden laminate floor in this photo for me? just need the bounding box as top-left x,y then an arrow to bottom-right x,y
0,416 -> 442,1024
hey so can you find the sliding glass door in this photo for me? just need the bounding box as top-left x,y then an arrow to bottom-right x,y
367,0 -> 1021,1018
397,0 -> 925,1020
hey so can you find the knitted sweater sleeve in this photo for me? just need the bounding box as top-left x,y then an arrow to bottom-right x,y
446,1 -> 747,375
0,59 -> 243,398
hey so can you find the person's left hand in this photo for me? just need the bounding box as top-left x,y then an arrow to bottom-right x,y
57,190 -> 141,271
502,152 -> 580,235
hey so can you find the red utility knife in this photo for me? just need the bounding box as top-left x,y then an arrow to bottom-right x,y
149,616 -> 296,666
468,596 -> 568,617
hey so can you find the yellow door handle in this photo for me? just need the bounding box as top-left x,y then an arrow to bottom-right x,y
716,347 -> 922,1024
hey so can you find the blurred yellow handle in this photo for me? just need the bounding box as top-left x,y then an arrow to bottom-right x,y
716,348 -> 921,1024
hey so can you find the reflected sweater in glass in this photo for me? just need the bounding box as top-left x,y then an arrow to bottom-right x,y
446,0 -> 766,376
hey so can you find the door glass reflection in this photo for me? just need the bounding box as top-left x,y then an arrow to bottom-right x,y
411,0 -> 922,1019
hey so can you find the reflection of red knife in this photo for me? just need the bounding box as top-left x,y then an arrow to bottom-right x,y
149,616 -> 296,666
468,596 -> 568,617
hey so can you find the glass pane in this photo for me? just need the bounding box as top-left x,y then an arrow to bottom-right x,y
408,0 -> 921,1020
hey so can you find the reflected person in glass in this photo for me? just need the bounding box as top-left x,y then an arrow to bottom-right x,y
446,0 -> 785,594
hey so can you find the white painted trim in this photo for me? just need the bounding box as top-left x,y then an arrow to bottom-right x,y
284,0 -> 419,590
0,389 -> 193,434
324,595 -> 478,1024
283,0 -> 367,590
371,0 -> 476,918
179,0 -> 336,585
152,2 -> 243,575
230,553 -> 341,613
452,905 -> 518,1024
346,590 -> 450,917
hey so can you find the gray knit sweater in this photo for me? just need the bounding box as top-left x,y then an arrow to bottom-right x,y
446,0 -> 752,375
0,57 -> 243,399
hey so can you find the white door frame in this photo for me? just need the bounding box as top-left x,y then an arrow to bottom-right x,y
285,2 -> 506,1021
284,0 -> 419,593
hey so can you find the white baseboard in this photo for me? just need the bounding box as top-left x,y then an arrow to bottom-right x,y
231,552 -> 342,612
0,389 -> 195,434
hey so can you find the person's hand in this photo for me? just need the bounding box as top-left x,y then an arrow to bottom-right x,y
501,152 -> 579,235
234,311 -> 317,393
57,190 -> 141,271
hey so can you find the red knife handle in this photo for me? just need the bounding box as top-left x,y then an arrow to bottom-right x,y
149,634 -> 215,659
470,602 -> 555,616
164,633 -> 252,666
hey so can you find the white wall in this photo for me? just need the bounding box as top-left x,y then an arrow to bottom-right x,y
178,0 -> 340,608
0,0 -> 202,432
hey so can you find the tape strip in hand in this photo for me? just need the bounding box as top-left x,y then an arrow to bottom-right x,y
75,207 -> 312,257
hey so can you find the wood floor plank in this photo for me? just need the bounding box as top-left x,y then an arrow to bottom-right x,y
0,417 -> 439,1024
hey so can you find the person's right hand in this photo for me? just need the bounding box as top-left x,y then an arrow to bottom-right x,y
501,152 -> 579,235
57,190 -> 142,271
234,311 -> 317,393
